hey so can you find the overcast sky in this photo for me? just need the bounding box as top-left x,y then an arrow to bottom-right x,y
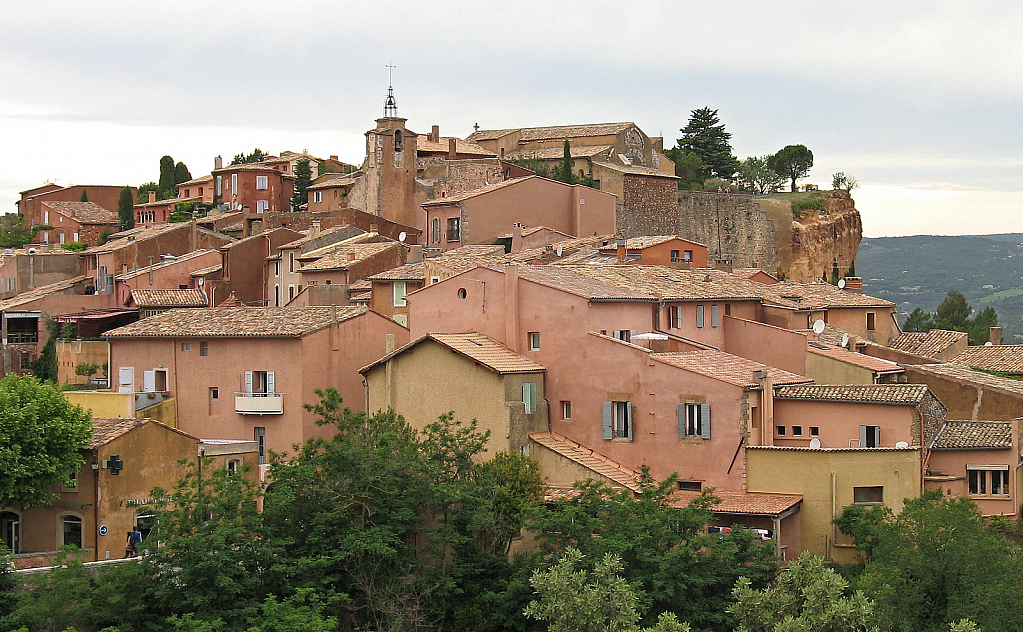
1,0 -> 1020,237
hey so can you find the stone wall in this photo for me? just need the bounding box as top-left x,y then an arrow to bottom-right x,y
676,191 -> 778,271
616,175 -> 682,238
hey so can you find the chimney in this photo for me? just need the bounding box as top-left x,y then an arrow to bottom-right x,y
843,276 -> 863,293
431,125 -> 440,143
309,219 -> 322,239
148,191 -> 156,203
616,238 -> 627,264
990,326 -> 1003,346
369,223 -> 379,234
408,244 -> 423,263
329,155 -> 338,161
754,370 -> 774,447
214,155 -> 223,170
505,264 -> 520,352
511,223 -> 524,254
448,138 -> 457,160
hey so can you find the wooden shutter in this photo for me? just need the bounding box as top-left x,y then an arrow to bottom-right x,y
677,404 -> 686,438
629,330 -> 636,343
602,402 -> 613,440
244,371 -> 253,395
859,425 -> 867,448
696,305 -> 705,328
266,371 -> 275,395
711,305 -> 719,327
700,403 -> 711,439
143,370 -> 155,393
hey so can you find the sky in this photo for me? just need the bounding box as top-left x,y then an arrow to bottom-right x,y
1,1 -> 1020,238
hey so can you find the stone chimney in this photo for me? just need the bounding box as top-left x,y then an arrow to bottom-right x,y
754,370 -> 774,446
214,155 -> 223,170
407,244 -> 423,263
843,276 -> 863,293
505,264 -> 520,352
448,138 -> 457,160
329,155 -> 339,161
431,125 -> 440,143
148,191 -> 156,203
369,223 -> 379,234
990,326 -> 1002,346
616,239 -> 627,264
511,223 -> 524,254
309,219 -> 321,239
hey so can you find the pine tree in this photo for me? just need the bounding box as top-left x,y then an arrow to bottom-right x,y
290,158 -> 312,211
158,155 -> 176,199
118,186 -> 135,232
677,107 -> 739,180
79,190 -> 88,202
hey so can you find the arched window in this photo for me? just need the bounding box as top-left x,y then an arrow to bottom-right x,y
62,514 -> 83,548
394,130 -> 403,153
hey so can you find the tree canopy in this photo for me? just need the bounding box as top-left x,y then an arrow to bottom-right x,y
158,155 -> 177,200
767,145 -> 814,192
0,374 -> 92,508
902,289 -> 999,345
675,107 -> 739,180
737,155 -> 784,194
232,148 -> 269,165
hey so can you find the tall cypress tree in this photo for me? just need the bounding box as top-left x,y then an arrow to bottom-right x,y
174,161 -> 192,187
158,155 -> 176,199
555,140 -> 576,184
290,158 -> 312,210
118,186 -> 135,232
79,190 -> 88,202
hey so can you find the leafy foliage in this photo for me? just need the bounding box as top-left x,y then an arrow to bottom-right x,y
901,289 -> 999,344
675,107 -> 739,180
27,317 -> 59,382
96,227 -> 114,246
832,172 -> 859,191
118,185 -> 134,232
232,149 -> 269,165
158,155 -> 177,200
768,145 -> 814,192
736,156 -> 784,194
62,241 -> 86,252
0,214 -> 50,248
79,189 -> 88,203
174,161 -> 192,187
665,150 -> 705,188
135,181 -> 158,204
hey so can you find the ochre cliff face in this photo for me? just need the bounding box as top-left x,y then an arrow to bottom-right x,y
779,190 -> 862,283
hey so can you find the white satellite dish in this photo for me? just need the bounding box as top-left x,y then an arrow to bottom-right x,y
556,245 -> 563,257
197,277 -> 204,286
840,332 -> 850,348
985,341 -> 993,346
895,441 -> 909,448
812,319 -> 826,335
398,231 -> 407,243
838,278 -> 847,289
27,247 -> 36,255
809,438 -> 821,448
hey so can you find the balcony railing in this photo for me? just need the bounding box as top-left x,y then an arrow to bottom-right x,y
6,332 -> 38,344
235,392 -> 284,414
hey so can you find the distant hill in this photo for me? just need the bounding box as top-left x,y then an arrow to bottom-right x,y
857,234 -> 1023,341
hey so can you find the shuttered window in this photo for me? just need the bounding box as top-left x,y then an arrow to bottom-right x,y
678,403 -> 711,439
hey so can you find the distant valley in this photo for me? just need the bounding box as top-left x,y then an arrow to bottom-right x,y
857,233 -> 1023,341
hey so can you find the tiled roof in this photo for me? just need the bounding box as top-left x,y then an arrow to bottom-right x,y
668,491 -> 802,515
177,175 -> 213,186
951,345 -> 1023,374
731,268 -> 778,283
528,431 -> 643,493
503,235 -> 612,264
422,176 -> 534,206
775,384 -> 931,404
517,122 -> 634,141
0,275 -> 91,311
563,265 -> 764,301
465,128 -> 519,141
115,250 -> 217,280
367,261 -> 425,282
299,242 -> 399,271
347,279 -> 372,291
213,163 -> 282,174
759,280 -> 894,309
889,329 -> 968,358
496,225 -> 575,240
512,265 -> 656,301
503,145 -> 614,160
361,332 -> 545,376
104,306 -> 365,338
592,160 -> 678,178
416,136 -> 496,156
279,225 -> 362,250
131,289 -> 207,308
651,350 -> 812,388
908,363 -> 1023,396
747,445 -> 918,452
307,173 -> 362,190
596,235 -> 704,251
88,417 -> 195,449
86,223 -> 184,253
930,420 -> 1013,450
189,264 -> 222,277
41,201 -> 118,224
798,325 -> 856,348
807,342 -> 904,373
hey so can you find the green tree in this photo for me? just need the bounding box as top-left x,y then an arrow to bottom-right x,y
935,289 -> 971,329
907,290 -> 1000,345
232,149 -> 269,165
737,155 -> 784,194
832,172 -> 859,191
524,547 -> 690,632
290,158 -> 313,211
676,107 -> 739,180
667,150 -> 705,187
768,145 -> 814,192
554,140 -> 577,185
0,214 -> 51,248
158,155 -> 177,199
96,228 -> 114,246
3,550 -> 97,632
28,317 -> 58,382
728,553 -> 879,632
174,161 -> 192,187
839,491 -> 1023,632
968,305 -> 999,345
135,181 -> 158,203
79,189 -> 88,202
118,185 -> 135,232
0,374 -> 92,507
902,306 -> 934,333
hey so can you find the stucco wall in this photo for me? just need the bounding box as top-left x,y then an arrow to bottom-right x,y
803,352 -> 876,385
722,316 -> 807,376
903,366 -> 1023,421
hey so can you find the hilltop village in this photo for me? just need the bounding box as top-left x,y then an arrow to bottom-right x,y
4,94 -> 1023,601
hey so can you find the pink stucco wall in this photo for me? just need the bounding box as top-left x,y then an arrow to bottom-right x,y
772,400 -> 919,449
723,316 -> 807,376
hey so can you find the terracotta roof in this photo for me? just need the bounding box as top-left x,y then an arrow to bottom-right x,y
951,345 -> 1023,374
469,122 -> 636,143
503,145 -> 614,160
279,225 -> 363,250
213,163 -> 283,174
416,136 -> 496,156
0,275 -> 91,311
503,235 -> 612,264
759,280 -> 894,309
307,173 -> 362,190
41,201 -> 118,224
104,306 -> 365,338
177,175 -> 213,186
747,445 -> 918,452
651,350 -> 812,388
88,417 -> 196,449
592,160 -> 679,178
596,235 -> 705,251
889,329 -> 968,358
731,268 -> 778,283
86,223 -> 185,254
908,363 -> 1023,397
115,250 -> 217,280
361,332 -> 545,375
299,242 -> 399,271
563,265 -> 764,301
131,289 -> 207,308
668,491 -> 802,515
367,261 -> 426,282
930,420 -> 1013,450
775,384 -> 931,404
422,176 -> 533,206
347,279 -> 372,291
798,325 -> 856,348
496,225 -> 575,240
807,342 -> 904,373
511,265 -> 656,301
528,431 -> 643,493
189,264 -> 222,277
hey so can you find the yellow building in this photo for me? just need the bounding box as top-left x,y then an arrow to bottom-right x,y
64,390 -> 176,427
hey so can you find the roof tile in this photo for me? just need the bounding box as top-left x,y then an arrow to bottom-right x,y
930,420 -> 1012,450
651,350 -> 812,388
104,306 -> 365,338
775,384 -> 930,404
889,329 -> 968,358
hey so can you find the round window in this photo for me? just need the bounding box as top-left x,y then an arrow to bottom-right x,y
457,288 -> 467,299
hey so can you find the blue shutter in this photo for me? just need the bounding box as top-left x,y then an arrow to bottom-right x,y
677,404 -> 686,438
602,402 -> 613,440
700,403 -> 711,439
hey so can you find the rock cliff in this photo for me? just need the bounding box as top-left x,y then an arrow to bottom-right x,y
764,190 -> 862,283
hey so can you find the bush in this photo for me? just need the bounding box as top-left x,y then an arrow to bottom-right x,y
703,177 -> 738,192
62,242 -> 86,252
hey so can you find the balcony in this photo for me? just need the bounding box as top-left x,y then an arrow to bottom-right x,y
6,331 -> 38,344
235,392 -> 284,415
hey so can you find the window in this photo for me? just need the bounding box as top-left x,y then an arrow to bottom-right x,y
430,276 -> 440,285
446,217 -> 460,242
210,387 -> 219,401
859,425 -> 880,448
522,382 -> 537,414
313,191 -> 323,203
853,486 -> 884,504
288,285 -> 295,301
62,515 -> 83,548
457,288 -> 467,299
256,200 -> 269,214
678,481 -> 702,492
393,281 -> 407,307
810,426 -> 819,437
711,304 -> 719,327
602,401 -> 632,440
776,425 -> 786,436
670,249 -> 681,262
244,370 -> 275,395
613,330 -> 635,342
227,459 -> 241,475
254,427 -> 266,465
792,425 -> 803,436
562,401 -> 572,419
256,176 -> 268,190
678,403 -> 711,439
968,465 -> 1010,496
696,305 -> 705,328
64,468 -> 78,491
393,314 -> 408,327
182,343 -> 191,351
230,173 -> 237,193
20,352 -> 31,370
683,250 -> 693,262
394,129 -> 403,153
866,312 -> 876,331
432,218 -> 441,244
216,175 -> 223,196
289,252 -> 295,273
528,332 -> 540,350
668,305 -> 681,328
200,341 -> 209,356
1,511 -> 20,554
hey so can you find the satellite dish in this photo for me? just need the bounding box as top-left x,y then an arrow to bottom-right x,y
556,245 -> 563,257
840,332 -> 850,348
812,319 -> 826,335
398,231 -> 407,243
895,441 -> 909,448
838,278 -> 847,289
809,438 -> 821,448
197,277 -> 204,286
27,247 -> 37,255
985,341 -> 993,346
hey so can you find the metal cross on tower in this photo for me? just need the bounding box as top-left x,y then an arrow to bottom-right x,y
383,64 -> 398,117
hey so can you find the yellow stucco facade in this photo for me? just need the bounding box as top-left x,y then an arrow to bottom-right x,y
64,391 -> 177,427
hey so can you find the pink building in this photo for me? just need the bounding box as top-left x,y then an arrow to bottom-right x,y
925,419 -> 1020,519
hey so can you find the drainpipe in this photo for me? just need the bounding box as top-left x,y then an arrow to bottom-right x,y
92,449 -> 100,561
505,264 -> 519,351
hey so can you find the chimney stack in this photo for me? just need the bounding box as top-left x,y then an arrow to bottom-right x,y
214,155 -> 223,170
408,244 -> 423,263
148,191 -> 156,203
511,223 -> 524,254
843,276 -> 863,293
431,125 -> 440,143
329,155 -> 339,161
370,223 -> 379,234
309,219 -> 321,239
990,326 -> 1003,346
616,239 -> 627,264
448,138 -> 457,160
